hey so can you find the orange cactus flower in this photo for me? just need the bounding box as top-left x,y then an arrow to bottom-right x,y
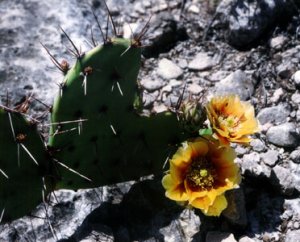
206,95 -> 259,145
162,137 -> 241,216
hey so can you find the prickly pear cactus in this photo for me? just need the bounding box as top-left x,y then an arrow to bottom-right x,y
0,107 -> 53,222
48,38 -> 188,189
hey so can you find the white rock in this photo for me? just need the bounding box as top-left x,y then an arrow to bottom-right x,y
239,236 -> 255,242
292,70 -> 300,87
188,4 -> 200,14
188,83 -> 203,95
206,232 -> 237,242
291,92 -> 300,104
270,88 -> 284,103
269,35 -> 288,50
157,58 -> 183,80
140,79 -> 164,91
188,53 -> 216,71
123,23 -> 139,39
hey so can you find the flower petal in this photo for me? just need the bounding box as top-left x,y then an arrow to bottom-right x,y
204,194 -> 228,216
162,174 -> 189,201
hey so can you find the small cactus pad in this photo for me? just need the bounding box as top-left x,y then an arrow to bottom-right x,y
0,108 -> 52,222
48,38 -> 187,189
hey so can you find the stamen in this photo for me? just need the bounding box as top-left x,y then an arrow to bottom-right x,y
186,157 -> 216,191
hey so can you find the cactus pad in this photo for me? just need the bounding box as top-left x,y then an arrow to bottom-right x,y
48,38 -> 187,189
0,108 -> 52,222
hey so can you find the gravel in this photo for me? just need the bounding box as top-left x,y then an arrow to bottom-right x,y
1,0 -> 300,241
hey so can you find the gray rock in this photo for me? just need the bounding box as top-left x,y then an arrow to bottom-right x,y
250,139 -> 266,152
142,12 -> 187,58
241,152 -> 271,178
260,150 -> 279,167
79,224 -> 114,242
214,70 -> 254,100
188,53 -> 216,71
142,91 -> 159,107
285,230 -> 300,242
271,166 -> 295,195
206,232 -> 237,242
290,149 -> 300,164
209,70 -> 230,82
223,189 -> 247,227
235,145 -> 248,156
266,123 -> 300,148
157,58 -> 183,80
227,0 -> 295,49
276,60 -> 296,79
160,209 -> 200,242
289,160 -> 300,192
257,105 -> 290,125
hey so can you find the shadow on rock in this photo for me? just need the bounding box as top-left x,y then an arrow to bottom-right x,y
59,177 -> 184,242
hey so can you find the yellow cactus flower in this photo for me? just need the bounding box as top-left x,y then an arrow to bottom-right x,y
206,95 -> 259,145
162,137 -> 241,216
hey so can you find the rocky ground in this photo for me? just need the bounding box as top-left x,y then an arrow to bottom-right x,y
1,0 -> 300,241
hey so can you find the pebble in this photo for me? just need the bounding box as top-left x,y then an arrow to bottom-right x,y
285,230 -> 300,242
157,58 -> 183,80
250,139 -> 266,152
177,59 -> 188,69
122,23 -> 139,39
291,92 -> 300,104
209,70 -> 230,82
140,79 -> 164,92
188,53 -> 216,71
187,83 -> 203,95
160,209 -> 200,242
269,35 -> 288,50
214,70 -> 254,100
239,236 -> 256,242
289,160 -> 300,192
241,152 -> 271,178
206,232 -> 237,242
168,79 -> 182,87
290,149 -> 300,164
235,146 -> 248,155
276,61 -> 295,79
266,123 -> 300,148
270,88 -> 284,103
297,110 -> 300,122
260,150 -> 279,167
292,70 -> 300,88
188,4 -> 200,14
272,165 -> 295,195
152,104 -> 168,113
294,221 -> 300,229
257,105 -> 289,125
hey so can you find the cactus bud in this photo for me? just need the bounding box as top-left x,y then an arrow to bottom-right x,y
178,98 -> 206,134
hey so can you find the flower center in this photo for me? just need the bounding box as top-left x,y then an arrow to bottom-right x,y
186,157 -> 216,191
218,115 -> 240,133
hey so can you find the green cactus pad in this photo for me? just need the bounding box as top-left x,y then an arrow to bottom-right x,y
48,38 -> 187,189
0,108 -> 52,222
